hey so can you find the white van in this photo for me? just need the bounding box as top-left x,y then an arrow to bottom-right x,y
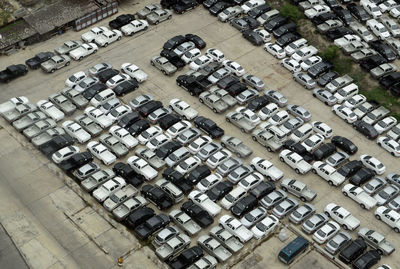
91,88 -> 115,107
290,123 -> 313,142
334,83 -> 359,104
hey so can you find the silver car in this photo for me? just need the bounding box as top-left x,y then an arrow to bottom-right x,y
325,231 -> 352,255
197,235 -> 232,262
264,90 -> 288,107
88,62 -> 112,77
363,177 -> 387,195
242,74 -> 265,91
61,87 -> 88,109
74,114 -> 103,136
326,152 -> 349,167
81,168 -> 115,192
150,55 -> 177,76
146,9 -> 172,25
12,111 -> 47,131
301,212 -> 329,234
240,206 -> 267,228
153,226 -> 179,247
208,68 -> 231,84
137,4 -> 161,18
287,104 -> 312,122
129,94 -> 154,110
31,127 -> 65,147
312,88 -> 338,106
135,147 -> 166,170
100,133 -> 128,157
236,89 -> 258,105
55,40 -> 83,55
289,203 -> 315,224
260,189 -> 287,209
49,93 -> 76,115
75,162 -> 100,181
23,118 -> 56,140
177,128 -> 201,145
221,135 -> 253,158
2,103 -> 37,122
374,185 -> 399,205
197,142 -> 222,161
227,165 -> 253,183
148,107 -> 171,124
217,157 -> 242,177
272,197 -> 299,219
41,55 -> 71,73
293,72 -> 316,89
209,88 -> 238,107
280,117 -> 304,135
199,92 -> 229,113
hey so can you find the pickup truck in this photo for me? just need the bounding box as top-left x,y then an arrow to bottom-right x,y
358,227 -> 395,256
279,149 -> 312,174
0,96 -> 29,114
281,178 -> 317,202
156,234 -> 191,261
2,103 -> 37,123
30,126 -> 63,146
312,161 -> 346,186
81,168 -> 115,192
12,111 -> 47,131
135,147 -> 165,170
250,157 -> 283,181
0,64 -> 28,83
176,74 -> 212,96
226,111 -> 257,133
103,184 -> 137,211
169,209 -> 201,236
198,235 -> 232,263
342,184 -> 377,210
188,190 -> 221,217
324,203 -> 360,231
127,156 -> 158,181
219,215 -> 253,243
93,176 -> 126,202
210,226 -> 243,253
39,134 -> 74,157
251,124 -> 286,152
112,195 -> 147,221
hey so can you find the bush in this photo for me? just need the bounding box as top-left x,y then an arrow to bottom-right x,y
319,45 -> 339,62
280,4 -> 304,23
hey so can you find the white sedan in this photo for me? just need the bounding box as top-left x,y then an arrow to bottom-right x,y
127,156 -> 158,181
332,105 -> 357,124
281,58 -> 301,73
108,105 -> 132,121
62,120 -> 91,143
109,126 -> 138,149
106,74 -> 130,89
65,71 -> 87,88
189,55 -> 213,71
238,172 -> 264,191
223,60 -> 245,76
250,157 -> 283,181
300,56 -> 322,71
359,154 -> 386,175
176,156 -> 201,174
52,146 -> 80,164
264,43 -> 286,59
374,116 -> 397,134
197,173 -> 223,192
312,221 -> 340,244
166,120 -> 192,138
84,106 -> 113,128
251,215 -> 279,240
377,137 -> 400,157
137,126 -> 163,145
301,133 -> 325,152
120,19 -> 148,36
205,149 -> 232,169
81,26 -> 109,42
87,141 -> 116,165
343,94 -> 366,109
94,29 -> 122,47
37,100 -> 65,122
181,48 -> 201,63
311,121 -> 333,138
342,184 -> 378,210
146,133 -> 171,151
205,48 -> 225,62
121,63 -> 148,83
69,43 -> 98,61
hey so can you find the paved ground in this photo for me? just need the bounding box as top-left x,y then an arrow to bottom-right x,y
0,0 -> 400,269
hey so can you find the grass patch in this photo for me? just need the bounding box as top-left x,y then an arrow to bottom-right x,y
280,4 -> 305,23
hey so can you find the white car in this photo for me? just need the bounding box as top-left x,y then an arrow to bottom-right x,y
92,177 -> 126,202
176,156 -> 201,174
334,34 -> 361,48
106,74 -> 130,89
281,58 -> 301,73
69,43 -> 98,61
257,103 -> 279,120
223,60 -> 245,76
375,206 -> 400,232
268,110 -> 289,125
332,105 -> 358,123
379,0 -> 397,12
344,94 -> 367,109
146,133 -> 171,151
197,173 -> 223,192
108,105 -> 131,121
90,88 -> 116,108
311,121 -> 332,138
304,4 -> 330,19
366,19 -> 391,39
387,123 -> 400,140
120,20 -> 148,36
219,215 -> 253,243
137,126 -> 163,145
251,214 -> 279,240
121,63 -> 148,83
127,156 -> 158,181
241,0 -> 264,13
360,154 -> 386,175
285,38 -> 308,56
390,5 -> 400,17
324,203 -> 360,230
291,46 -> 318,62
312,161 -> 345,186
377,137 -> 400,156
374,116 -> 397,134
84,106 -> 113,128
169,99 -> 198,120
205,48 -> 225,62
52,146 -> 80,163
264,42 -> 286,59
236,107 -> 261,126
279,149 -> 312,174
0,96 -> 29,114
206,149 -> 232,169
189,190 -> 221,216
181,48 -> 201,63
342,184 -> 378,210
37,100 -> 65,122
109,126 -> 138,149
301,133 -> 324,152
254,29 -> 271,42
250,157 -> 283,181
166,120 -> 192,138
362,1 -> 382,18
312,221 -> 340,244
189,55 -> 213,71
62,120 -> 91,143
238,172 -> 263,191
334,84 -> 359,104
94,29 -> 122,47
188,135 -> 212,154
87,141 -> 116,165
81,26 -> 109,42
300,56 -> 322,71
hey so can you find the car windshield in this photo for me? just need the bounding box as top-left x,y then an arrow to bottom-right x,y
110,195 -> 119,203
379,28 -> 387,33
209,155 -> 218,163
367,112 -> 377,120
110,110 -> 120,117
337,89 -> 346,96
150,139 -> 159,146
200,178 -> 211,187
141,131 -> 150,139
108,78 -> 115,84
377,163 -> 384,169
392,126 -> 400,134
317,229 -> 326,237
329,240 -> 339,249
245,214 -> 255,222
225,194 -> 234,202
70,75 -> 77,82
379,191 -> 390,199
230,171 -> 239,178
169,126 -> 177,133
223,10 -> 230,15
54,152 -> 62,158
169,154 -> 177,161
275,204 -> 284,212
305,139 -> 314,147
256,222 -> 267,231
371,6 -> 379,12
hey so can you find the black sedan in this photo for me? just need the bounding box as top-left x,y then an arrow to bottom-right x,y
185,33 -> 206,49
352,120 -> 378,140
0,64 -> 28,83
25,52 -> 54,69
242,29 -> 264,46
109,14 -> 135,29
331,136 -> 358,154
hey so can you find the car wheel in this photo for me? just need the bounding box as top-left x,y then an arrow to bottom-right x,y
51,69 -> 55,73
65,62 -> 70,66
360,204 -> 366,209
94,49 -> 97,53
195,124 -> 199,128
328,181 -> 334,186
144,26 -> 148,30
266,147 -> 272,152
332,110 -> 336,115
312,169 -> 316,174
168,16 -> 172,19
237,153 -> 241,158
266,176 -> 272,181
117,36 -> 121,40
279,157 -> 284,162
300,197 -> 306,202
251,136 -> 256,141
324,211 -> 330,217
377,249 -> 383,255
345,119 -> 349,123
280,63 -> 284,66
190,91 -> 195,96
391,152 -> 395,156
226,118 -> 230,122
282,187 -> 287,192
212,108 -> 218,113
240,128 -> 245,133
155,21 -> 159,25
79,56 -> 83,60
342,224 -> 348,230
395,227 -> 400,233
291,70 -> 294,74
199,98 -> 204,103
221,143 -> 225,147
342,191 -> 348,196
274,55 -> 278,59
312,94 -> 316,97
162,70 -> 167,75
295,168 -> 300,174
104,43 -> 108,47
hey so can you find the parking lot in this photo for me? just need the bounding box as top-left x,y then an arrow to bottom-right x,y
1,1 -> 400,268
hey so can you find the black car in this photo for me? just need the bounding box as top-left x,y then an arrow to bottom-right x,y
246,96 -> 269,111
326,27 -> 353,41
194,116 -> 224,139
185,33 -> 206,49
311,13 -> 338,26
352,250 -> 380,269
25,52 -> 54,69
226,82 -> 248,96
332,6 -> 354,25
134,214 -> 170,241
209,2 -> 233,16
273,22 -> 297,38
350,167 -> 375,186
264,15 -> 288,32
206,181 -> 233,201
369,40 -> 396,62
109,14 -> 135,29
118,112 -> 141,128
159,114 -> 181,130
199,62 -> 221,77
283,139 -> 314,162
156,141 -> 181,159
360,55 -> 387,71
313,143 -> 336,161
242,16 -> 260,29
173,0 -> 198,14
203,0 -> 219,8
352,120 -> 379,139
126,206 -> 155,228
317,71 -> 339,87
176,74 -> 210,96
379,72 -> 400,89
231,194 -> 258,217
169,246 -> 203,269
141,184 -> 174,210
331,136 -> 358,154
275,32 -> 301,47
307,61 -> 333,79
137,100 -> 163,117
128,119 -> 150,136
347,3 -> 370,22
162,167 -> 193,193
247,3 -> 271,19
113,80 -> 138,96
325,0 -> 339,8
163,35 -> 186,50
161,0 -> 178,9
181,200 -> 213,227
82,83 -> 108,100
160,49 -> 186,69
389,82 -> 400,97
113,162 -> 143,187
187,165 -> 211,185
58,151 -> 93,171
39,134 -> 74,157
242,29 -> 264,46
250,181 -> 276,199
339,238 -> 367,264
337,160 -> 363,178
98,68 -> 120,83
217,75 -> 240,89
0,64 -> 28,83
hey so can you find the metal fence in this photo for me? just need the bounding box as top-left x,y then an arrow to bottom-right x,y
74,1 -> 118,31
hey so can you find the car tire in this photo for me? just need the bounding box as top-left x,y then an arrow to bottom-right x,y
291,70 -> 294,74
226,118 -> 230,122
118,36 -> 121,41
279,157 -> 284,162
221,143 -> 225,147
155,21 -> 159,25
395,227 -> 400,233
312,169 -> 316,174
312,94 -> 316,97
342,224 -> 348,230
104,43 -> 108,47
79,57 -> 83,61
94,49 -> 97,53
324,211 -> 330,217
391,152 -> 395,156
360,204 -> 366,209
375,214 -> 381,220
282,187 -> 287,192
51,69 -> 55,73
266,147 -> 272,152
295,168 -> 300,174
240,128 -> 245,133
377,249 -> 383,255
237,153 -> 241,158
66,62 -> 70,66
199,98 -> 204,103
342,191 -> 348,196
251,136 -> 257,141
300,197 -> 306,202
328,181 -> 334,186
168,16 -> 172,19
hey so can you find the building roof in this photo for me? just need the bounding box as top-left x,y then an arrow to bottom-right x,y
0,19 -> 37,50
